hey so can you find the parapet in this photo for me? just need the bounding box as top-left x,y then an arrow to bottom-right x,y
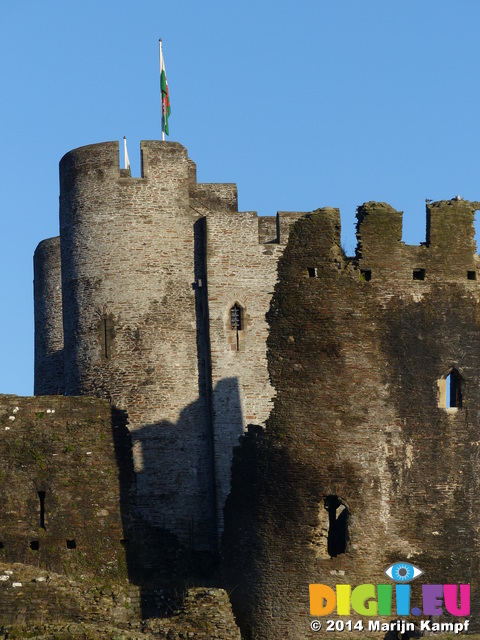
190,182 -> 238,213
59,141 -> 120,195
356,199 -> 480,282
59,140 -> 193,194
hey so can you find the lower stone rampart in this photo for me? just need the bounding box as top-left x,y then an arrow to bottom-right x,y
0,395 -> 125,579
0,395 -> 241,638
0,563 -> 240,639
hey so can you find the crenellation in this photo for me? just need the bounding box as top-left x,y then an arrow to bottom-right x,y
356,201 -> 403,261
276,210 -> 308,244
258,215 -> 277,244
139,139 -> 190,180
191,182 -> 238,212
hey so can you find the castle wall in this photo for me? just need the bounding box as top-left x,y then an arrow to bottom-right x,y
58,141 -> 215,547
224,201 -> 480,639
33,237 -> 64,395
0,394 -> 125,579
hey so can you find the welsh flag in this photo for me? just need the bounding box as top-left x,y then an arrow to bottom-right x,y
160,40 -> 171,136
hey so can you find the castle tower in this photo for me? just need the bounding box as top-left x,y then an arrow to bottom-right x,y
34,140 -> 301,547
56,140 -> 215,545
34,236 -> 64,395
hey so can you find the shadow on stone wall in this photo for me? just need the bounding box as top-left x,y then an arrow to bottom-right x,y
110,377 -> 244,619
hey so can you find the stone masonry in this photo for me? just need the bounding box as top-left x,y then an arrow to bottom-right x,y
34,140 -> 303,549
30,140 -> 480,639
223,201 -> 480,638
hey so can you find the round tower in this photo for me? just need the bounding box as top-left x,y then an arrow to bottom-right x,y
34,236 -> 64,395
59,140 -> 215,547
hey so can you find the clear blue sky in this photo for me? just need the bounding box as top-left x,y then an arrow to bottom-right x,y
2,0 -> 480,395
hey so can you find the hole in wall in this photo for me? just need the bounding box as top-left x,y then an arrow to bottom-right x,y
30,540 -> 39,551
467,270 -> 476,280
307,267 -> 317,278
66,539 -> 76,549
324,495 -> 349,557
413,268 -> 426,281
360,269 -> 371,282
0,542 -> 5,550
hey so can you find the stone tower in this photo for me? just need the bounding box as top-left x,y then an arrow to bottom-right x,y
34,140 -> 299,547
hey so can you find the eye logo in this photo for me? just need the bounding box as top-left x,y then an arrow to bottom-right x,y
385,562 -> 424,583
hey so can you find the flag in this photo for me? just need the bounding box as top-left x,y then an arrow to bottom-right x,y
159,39 -> 171,137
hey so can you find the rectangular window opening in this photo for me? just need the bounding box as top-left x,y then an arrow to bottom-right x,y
307,267 -> 317,278
30,540 -> 39,551
413,268 -> 426,281
468,270 -> 477,280
66,539 -> 76,549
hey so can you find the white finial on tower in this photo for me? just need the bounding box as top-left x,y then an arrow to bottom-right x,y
123,136 -> 130,171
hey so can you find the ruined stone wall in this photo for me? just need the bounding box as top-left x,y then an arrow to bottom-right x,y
223,200 -> 480,639
0,394 -> 125,580
33,237 -> 64,395
58,141 -> 215,547
0,562 -> 241,639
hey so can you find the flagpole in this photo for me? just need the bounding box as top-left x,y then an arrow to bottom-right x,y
159,38 -> 165,141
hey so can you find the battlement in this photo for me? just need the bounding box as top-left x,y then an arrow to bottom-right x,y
59,140 -> 191,184
355,199 -> 480,283
284,199 -> 480,285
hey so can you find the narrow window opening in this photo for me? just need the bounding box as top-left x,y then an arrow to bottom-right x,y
446,371 -> 462,409
360,269 -> 371,282
474,210 -> 480,254
30,540 -> 39,551
0,542 -> 5,550
103,318 -> 108,358
468,270 -> 476,280
324,495 -> 349,557
438,368 -> 463,409
38,490 -> 46,530
66,539 -> 76,549
413,268 -> 426,281
100,314 -> 114,360
307,267 -> 317,278
230,304 -> 242,351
